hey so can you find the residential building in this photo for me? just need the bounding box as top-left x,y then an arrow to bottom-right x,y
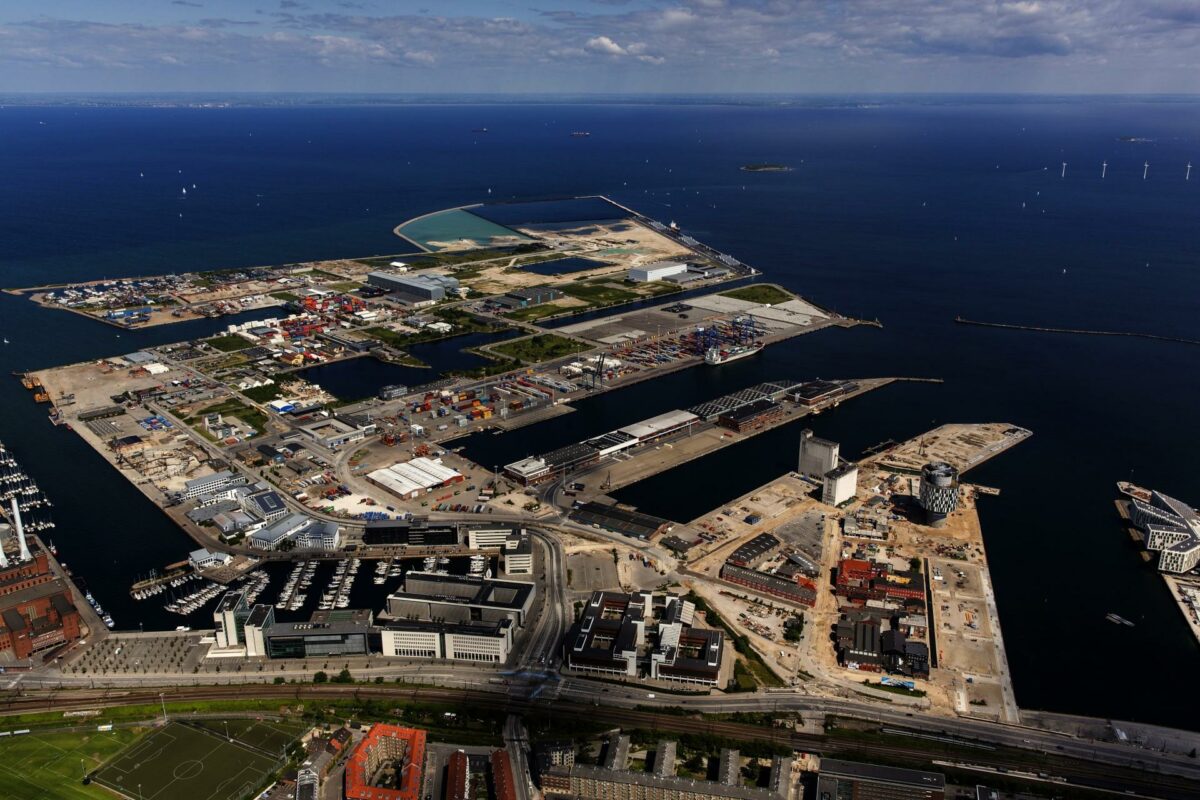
344,725 -> 426,800
822,463 -> 859,506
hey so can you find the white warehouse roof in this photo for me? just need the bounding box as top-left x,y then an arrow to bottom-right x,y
618,410 -> 700,441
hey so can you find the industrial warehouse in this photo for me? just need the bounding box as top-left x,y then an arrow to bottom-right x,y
504,410 -> 701,485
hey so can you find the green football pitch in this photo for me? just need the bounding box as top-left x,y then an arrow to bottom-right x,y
0,728 -> 138,800
93,722 -> 281,800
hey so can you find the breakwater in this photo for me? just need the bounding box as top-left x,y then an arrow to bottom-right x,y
954,317 -> 1200,347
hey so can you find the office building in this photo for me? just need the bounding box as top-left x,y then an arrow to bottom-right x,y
386,572 -> 535,627
798,430 -> 839,478
379,618 -> 513,663
1129,490 -> 1200,574
183,470 -> 245,500
363,518 -> 459,547
564,592 -> 724,686
300,416 -> 375,450
262,609 -> 373,659
213,589 -> 251,651
367,271 -> 460,303
502,531 -> 533,575
628,261 -> 689,282
344,725 -> 427,800
918,461 -> 959,527
815,759 -> 945,800
822,463 -> 859,506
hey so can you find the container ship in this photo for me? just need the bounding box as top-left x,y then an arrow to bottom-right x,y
704,342 -> 763,365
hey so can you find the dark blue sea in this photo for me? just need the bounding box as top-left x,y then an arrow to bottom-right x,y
1,98 -> 1198,729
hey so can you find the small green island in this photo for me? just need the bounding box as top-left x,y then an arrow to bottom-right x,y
740,163 -> 792,172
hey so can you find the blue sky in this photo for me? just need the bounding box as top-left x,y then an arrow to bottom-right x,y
2,1 -> 1199,93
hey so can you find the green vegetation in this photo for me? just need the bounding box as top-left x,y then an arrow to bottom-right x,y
719,284 -> 793,305
204,334 -> 254,353
241,383 -> 284,404
328,281 -> 363,292
731,661 -> 759,692
448,355 -> 521,379
560,281 -> 639,306
186,397 -> 269,440
270,291 -> 300,302
490,333 -> 590,364
92,721 -> 280,800
501,303 -> 569,323
642,281 -> 684,297
685,592 -> 786,688
0,728 -> 140,800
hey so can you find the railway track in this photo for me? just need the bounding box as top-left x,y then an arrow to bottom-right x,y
0,685 -> 1191,798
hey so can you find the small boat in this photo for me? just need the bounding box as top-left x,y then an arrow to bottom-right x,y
1105,613 -> 1135,627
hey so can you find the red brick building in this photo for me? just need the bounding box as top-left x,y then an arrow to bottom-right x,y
0,545 -> 83,661
0,579 -> 82,660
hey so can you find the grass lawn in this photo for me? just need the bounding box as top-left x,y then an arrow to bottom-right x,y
500,304 -> 570,323
559,281 -> 639,306
489,334 -> 590,364
327,281 -> 363,292
269,291 -> 300,303
204,334 -> 253,353
186,398 -> 268,439
719,284 -> 793,305
93,721 -> 280,800
0,728 -> 141,800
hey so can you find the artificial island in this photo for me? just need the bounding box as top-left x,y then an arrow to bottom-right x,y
2,196 -> 1199,800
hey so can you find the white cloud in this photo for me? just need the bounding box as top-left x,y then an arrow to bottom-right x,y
585,35 -> 626,56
